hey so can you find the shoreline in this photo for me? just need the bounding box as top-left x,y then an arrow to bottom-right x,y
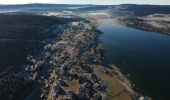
115,18 -> 170,35
109,64 -> 147,99
91,18 -> 152,99
90,18 -> 151,99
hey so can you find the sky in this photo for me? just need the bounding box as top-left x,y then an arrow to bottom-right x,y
0,0 -> 170,5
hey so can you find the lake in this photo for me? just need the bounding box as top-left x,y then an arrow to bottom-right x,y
98,24 -> 170,100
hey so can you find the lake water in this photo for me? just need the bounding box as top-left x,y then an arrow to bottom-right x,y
98,24 -> 170,100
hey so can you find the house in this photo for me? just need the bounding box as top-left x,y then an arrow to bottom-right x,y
77,93 -> 89,100
40,93 -> 46,99
67,90 -> 74,99
93,93 -> 102,100
59,78 -> 64,85
54,85 -> 61,94
78,76 -> 87,84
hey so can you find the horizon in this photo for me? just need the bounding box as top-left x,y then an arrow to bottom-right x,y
0,3 -> 170,6
0,0 -> 170,5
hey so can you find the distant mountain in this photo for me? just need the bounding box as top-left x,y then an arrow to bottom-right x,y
0,3 -> 95,13
0,3 -> 170,16
117,4 -> 170,16
0,3 -> 93,9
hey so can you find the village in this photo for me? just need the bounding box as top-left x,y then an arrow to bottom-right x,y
41,21 -> 106,100
23,20 -> 107,99
23,20 -> 148,100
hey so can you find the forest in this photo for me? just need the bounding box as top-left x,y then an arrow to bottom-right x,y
0,13 -> 73,99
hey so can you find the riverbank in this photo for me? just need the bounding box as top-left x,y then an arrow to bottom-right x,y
97,23 -> 170,100
93,64 -> 133,100
93,64 -> 150,100
115,16 -> 170,35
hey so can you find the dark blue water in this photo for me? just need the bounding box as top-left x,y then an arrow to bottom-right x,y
98,24 -> 170,100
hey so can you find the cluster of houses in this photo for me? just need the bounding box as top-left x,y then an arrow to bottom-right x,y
22,20 -> 106,100
38,21 -> 105,100
24,24 -> 67,81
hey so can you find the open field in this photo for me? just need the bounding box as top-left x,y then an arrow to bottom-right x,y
94,65 -> 132,100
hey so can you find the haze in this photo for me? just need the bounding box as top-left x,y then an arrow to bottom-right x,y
1,0 -> 170,5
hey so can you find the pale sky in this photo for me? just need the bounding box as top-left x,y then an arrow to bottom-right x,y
0,0 -> 170,5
